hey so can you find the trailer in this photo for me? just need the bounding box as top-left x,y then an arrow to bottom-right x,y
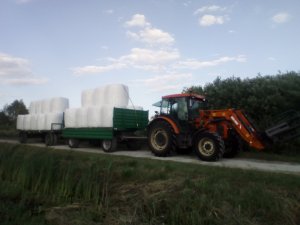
17,97 -> 69,146
18,122 -> 63,146
62,107 -> 148,152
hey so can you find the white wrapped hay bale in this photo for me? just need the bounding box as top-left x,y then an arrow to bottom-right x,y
87,107 -> 102,127
76,108 -> 88,127
37,114 -> 46,130
17,115 -> 24,130
30,115 -> 38,130
81,89 -> 94,107
23,115 -> 31,130
105,84 -> 129,107
42,100 -> 51,114
50,97 -> 69,113
36,101 -> 43,114
45,113 -> 64,130
64,108 -> 78,128
93,86 -> 106,106
101,105 -> 114,127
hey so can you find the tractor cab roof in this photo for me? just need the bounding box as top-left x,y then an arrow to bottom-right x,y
162,93 -> 205,101
152,93 -> 206,107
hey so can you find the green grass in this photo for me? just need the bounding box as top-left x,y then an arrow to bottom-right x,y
0,143 -> 300,225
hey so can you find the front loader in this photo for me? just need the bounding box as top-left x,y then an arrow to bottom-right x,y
147,93 -> 300,161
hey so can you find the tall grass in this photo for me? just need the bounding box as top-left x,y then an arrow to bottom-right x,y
0,143 -> 299,225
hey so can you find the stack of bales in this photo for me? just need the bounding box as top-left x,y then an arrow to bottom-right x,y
65,84 -> 142,128
16,97 -> 69,131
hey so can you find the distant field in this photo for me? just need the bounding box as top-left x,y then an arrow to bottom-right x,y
0,143 -> 299,225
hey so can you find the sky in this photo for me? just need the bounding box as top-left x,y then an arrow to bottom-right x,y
0,0 -> 299,115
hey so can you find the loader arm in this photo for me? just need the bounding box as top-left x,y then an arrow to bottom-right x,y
200,109 -> 265,150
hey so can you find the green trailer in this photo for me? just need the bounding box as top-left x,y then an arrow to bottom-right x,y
62,107 -> 149,152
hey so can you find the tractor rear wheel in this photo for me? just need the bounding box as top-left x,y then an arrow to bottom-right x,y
148,121 -> 175,157
193,132 -> 225,161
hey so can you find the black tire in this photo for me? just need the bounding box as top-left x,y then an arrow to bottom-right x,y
52,133 -> 58,146
19,132 -> 27,144
102,138 -> 117,152
193,132 -> 225,161
148,121 -> 175,157
45,133 -> 54,146
68,138 -> 80,148
224,131 -> 242,158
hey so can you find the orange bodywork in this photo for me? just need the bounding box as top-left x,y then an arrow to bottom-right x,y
198,109 -> 265,150
159,116 -> 180,134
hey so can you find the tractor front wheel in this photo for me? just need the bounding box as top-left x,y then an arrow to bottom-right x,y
193,132 -> 225,161
148,121 -> 174,157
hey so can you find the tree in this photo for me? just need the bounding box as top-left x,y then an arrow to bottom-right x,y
2,100 -> 28,123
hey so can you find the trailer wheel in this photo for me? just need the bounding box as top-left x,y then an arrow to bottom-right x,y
45,133 -> 54,146
148,121 -> 174,157
193,132 -> 225,161
52,133 -> 58,146
102,139 -> 117,152
19,132 -> 27,144
68,138 -> 79,148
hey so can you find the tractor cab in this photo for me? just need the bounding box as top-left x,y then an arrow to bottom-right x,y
153,93 -> 207,122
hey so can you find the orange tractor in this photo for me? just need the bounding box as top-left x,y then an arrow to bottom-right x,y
148,93 -> 300,161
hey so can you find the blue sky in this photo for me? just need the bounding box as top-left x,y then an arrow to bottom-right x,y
0,0 -> 299,114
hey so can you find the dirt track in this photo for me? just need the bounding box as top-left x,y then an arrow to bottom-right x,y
1,139 -> 300,175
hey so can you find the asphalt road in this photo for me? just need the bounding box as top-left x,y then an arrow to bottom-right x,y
1,139 -> 300,175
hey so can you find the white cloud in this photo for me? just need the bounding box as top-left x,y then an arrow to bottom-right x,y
4,78 -> 48,85
127,27 -> 175,46
194,5 -> 230,27
73,48 -> 180,75
125,14 -> 150,27
0,53 -> 31,78
16,0 -> 33,4
138,73 -> 193,92
175,55 -> 246,70
272,12 -> 290,24
104,9 -> 114,14
125,14 -> 175,46
73,63 -> 126,75
0,53 -> 48,85
268,57 -> 276,61
199,14 -> 228,26
119,48 -> 180,65
194,5 -> 227,15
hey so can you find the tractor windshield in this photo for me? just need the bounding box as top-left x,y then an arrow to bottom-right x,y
189,98 -> 207,118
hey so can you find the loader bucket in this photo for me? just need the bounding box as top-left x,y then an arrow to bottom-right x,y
264,110 -> 300,143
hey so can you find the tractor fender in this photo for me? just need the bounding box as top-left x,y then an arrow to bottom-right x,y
148,116 -> 180,134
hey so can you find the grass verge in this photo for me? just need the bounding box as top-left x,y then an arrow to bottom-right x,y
0,143 -> 299,225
